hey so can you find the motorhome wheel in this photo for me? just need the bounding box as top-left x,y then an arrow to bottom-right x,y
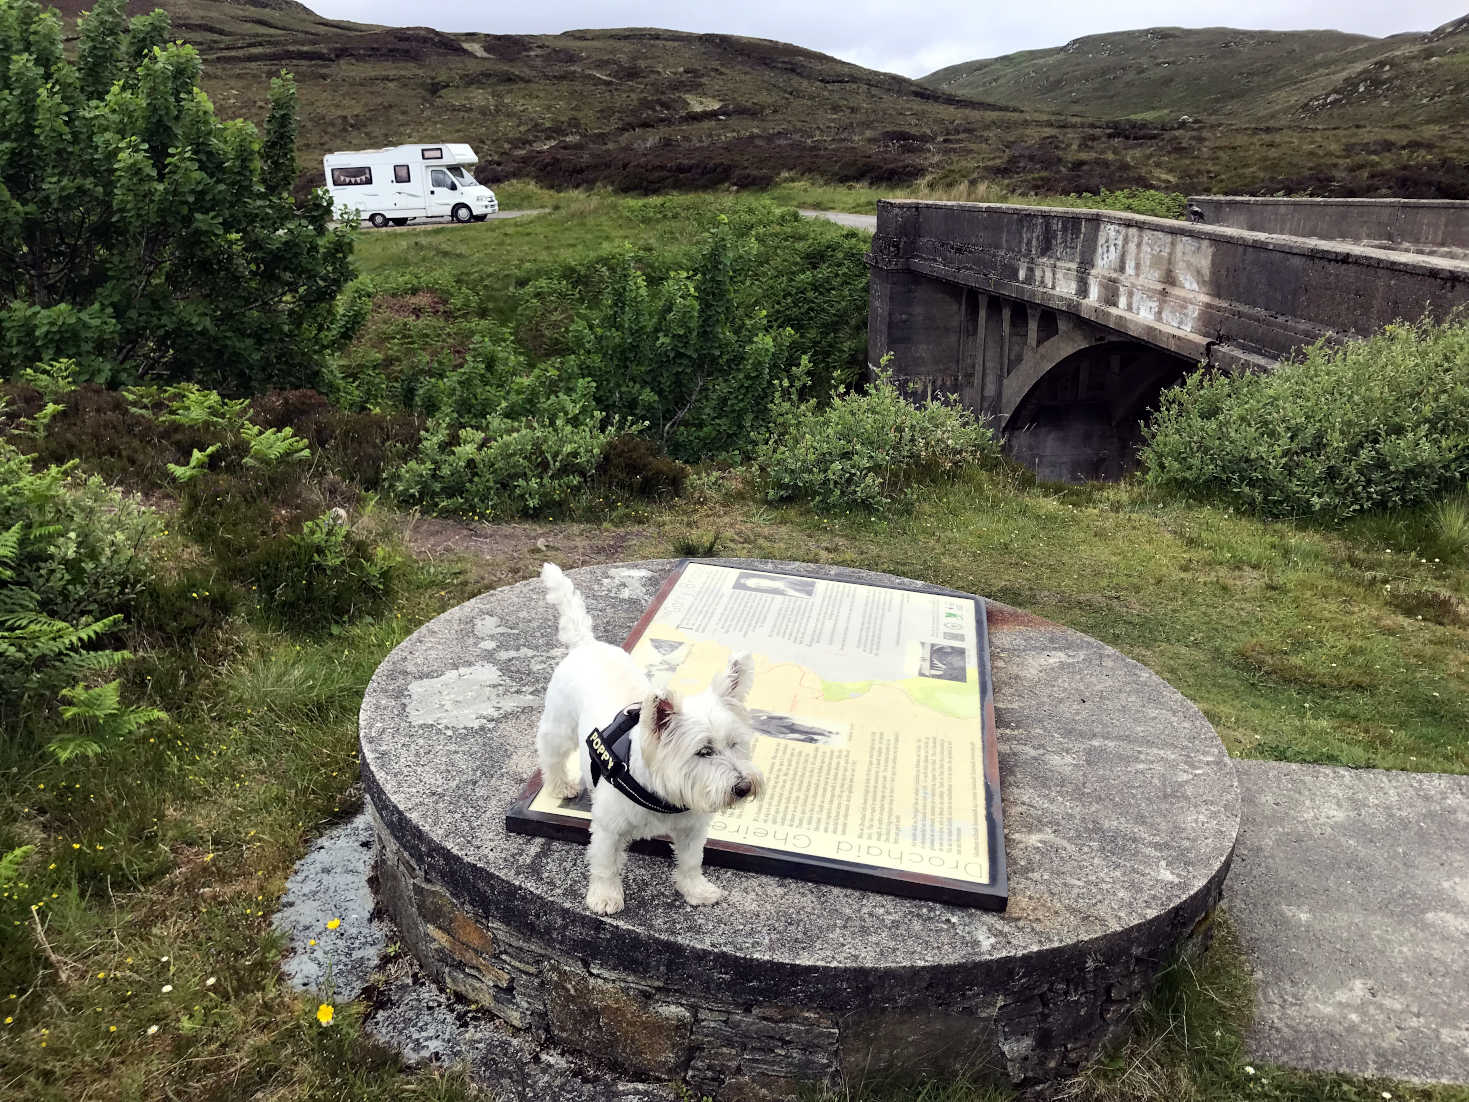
452,204 -> 473,223
369,213 -> 389,228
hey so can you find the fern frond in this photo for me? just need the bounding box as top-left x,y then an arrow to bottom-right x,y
46,734 -> 106,763
0,845 -> 35,885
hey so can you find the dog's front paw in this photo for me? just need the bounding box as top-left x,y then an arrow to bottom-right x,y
586,884 -> 624,915
546,777 -> 583,800
678,876 -> 724,906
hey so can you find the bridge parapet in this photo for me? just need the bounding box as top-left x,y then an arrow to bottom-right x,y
869,200 -> 1469,379
1186,196 -> 1469,256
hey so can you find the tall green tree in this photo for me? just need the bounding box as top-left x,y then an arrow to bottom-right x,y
0,0 -> 355,392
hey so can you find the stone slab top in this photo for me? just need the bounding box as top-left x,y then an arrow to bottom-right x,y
360,560 -> 1239,999
1227,760 -> 1469,1084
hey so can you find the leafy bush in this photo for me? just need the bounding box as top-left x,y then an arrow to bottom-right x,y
1142,319 -> 1469,520
0,450 -> 163,757
727,205 -> 870,400
757,369 -> 1001,511
0,443 -> 155,625
0,0 -> 354,391
393,396 -> 618,518
560,217 -> 811,461
384,328 -> 624,517
248,514 -> 397,631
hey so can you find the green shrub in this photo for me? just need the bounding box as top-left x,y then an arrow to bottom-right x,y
727,204 -> 870,400
0,442 -> 155,625
757,369 -> 1001,511
0,0 -> 354,391
392,398 -> 618,518
386,330 -> 624,518
595,435 -> 688,501
560,217 -> 811,461
248,514 -> 397,631
1142,318 -> 1469,520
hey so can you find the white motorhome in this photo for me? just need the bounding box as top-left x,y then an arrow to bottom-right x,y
323,142 -> 498,227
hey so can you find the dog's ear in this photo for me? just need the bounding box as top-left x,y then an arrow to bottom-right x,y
713,652 -> 754,705
641,690 -> 679,743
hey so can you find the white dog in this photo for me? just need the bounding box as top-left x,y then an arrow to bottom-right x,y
537,563 -> 764,915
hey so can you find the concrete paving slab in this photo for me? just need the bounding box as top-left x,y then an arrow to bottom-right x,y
1226,760 -> 1469,1083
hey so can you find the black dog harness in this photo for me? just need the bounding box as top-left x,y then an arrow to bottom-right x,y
586,705 -> 688,815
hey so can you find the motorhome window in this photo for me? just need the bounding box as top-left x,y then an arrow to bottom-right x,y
430,169 -> 452,189
393,165 -> 411,183
420,147 -> 444,160
331,167 -> 372,186
447,166 -> 469,181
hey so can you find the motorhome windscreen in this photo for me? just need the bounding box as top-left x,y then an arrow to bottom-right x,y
448,166 -> 469,180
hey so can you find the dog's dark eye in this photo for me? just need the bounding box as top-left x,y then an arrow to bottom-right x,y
695,746 -> 715,757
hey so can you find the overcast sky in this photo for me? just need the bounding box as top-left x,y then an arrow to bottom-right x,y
308,1 -> 1467,78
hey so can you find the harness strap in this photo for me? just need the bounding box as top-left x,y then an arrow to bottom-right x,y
586,705 -> 688,815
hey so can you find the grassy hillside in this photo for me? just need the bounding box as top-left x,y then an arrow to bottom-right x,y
924,15 -> 1469,127
55,0 -> 1469,198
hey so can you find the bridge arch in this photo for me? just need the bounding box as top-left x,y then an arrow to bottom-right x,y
1003,337 -> 1194,482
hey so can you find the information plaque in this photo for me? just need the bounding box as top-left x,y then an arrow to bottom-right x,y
505,561 -> 1007,910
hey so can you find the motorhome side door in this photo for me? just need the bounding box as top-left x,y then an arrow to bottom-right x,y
425,167 -> 457,217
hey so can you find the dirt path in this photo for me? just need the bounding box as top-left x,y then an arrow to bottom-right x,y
400,515 -> 657,590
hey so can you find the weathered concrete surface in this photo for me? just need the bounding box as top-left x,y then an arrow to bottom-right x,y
1188,196 -> 1469,255
1226,760 -> 1469,1083
275,812 -> 385,1000
359,559 -> 1240,1095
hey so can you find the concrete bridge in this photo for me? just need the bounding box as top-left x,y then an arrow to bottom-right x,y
865,199 -> 1469,481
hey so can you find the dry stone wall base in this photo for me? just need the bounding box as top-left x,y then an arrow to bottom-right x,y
375,806 -> 1225,1096
361,561 -> 1239,1100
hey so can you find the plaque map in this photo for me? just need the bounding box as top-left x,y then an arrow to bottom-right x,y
506,562 -> 1007,909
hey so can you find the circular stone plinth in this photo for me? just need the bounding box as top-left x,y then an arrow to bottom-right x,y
360,560 -> 1239,1099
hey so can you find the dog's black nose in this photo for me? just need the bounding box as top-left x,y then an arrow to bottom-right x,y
732,779 -> 752,799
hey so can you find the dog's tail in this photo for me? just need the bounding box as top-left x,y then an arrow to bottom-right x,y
541,562 -> 596,649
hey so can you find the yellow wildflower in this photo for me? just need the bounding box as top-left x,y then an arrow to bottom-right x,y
316,1003 -> 334,1026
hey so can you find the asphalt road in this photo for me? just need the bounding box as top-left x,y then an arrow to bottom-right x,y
342,208 -> 550,232
799,208 -> 877,232
348,207 -> 874,234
